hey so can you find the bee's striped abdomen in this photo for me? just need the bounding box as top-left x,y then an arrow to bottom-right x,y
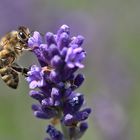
0,67 -> 19,89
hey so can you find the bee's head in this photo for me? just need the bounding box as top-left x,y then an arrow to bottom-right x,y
17,26 -> 31,44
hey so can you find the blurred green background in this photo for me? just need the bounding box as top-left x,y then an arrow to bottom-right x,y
0,0 -> 140,140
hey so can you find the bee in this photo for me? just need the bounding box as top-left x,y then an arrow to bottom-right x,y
0,26 -> 31,89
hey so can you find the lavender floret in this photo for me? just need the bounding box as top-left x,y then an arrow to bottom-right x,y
26,25 -> 91,140
46,125 -> 64,140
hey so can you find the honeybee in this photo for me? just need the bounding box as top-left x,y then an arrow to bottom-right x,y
0,26 -> 31,89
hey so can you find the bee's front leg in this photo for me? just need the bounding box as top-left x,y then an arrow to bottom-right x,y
22,48 -> 32,51
22,44 -> 38,51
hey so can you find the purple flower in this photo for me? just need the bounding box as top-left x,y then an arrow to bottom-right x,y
29,90 -> 44,102
34,109 -> 57,119
65,45 -> 86,68
28,31 -> 42,49
26,65 -> 45,89
79,122 -> 88,133
63,92 -> 84,114
46,125 -> 64,140
63,108 -> 91,126
68,122 -> 88,139
26,25 -> 91,140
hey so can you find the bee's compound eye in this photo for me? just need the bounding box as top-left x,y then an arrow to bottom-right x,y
19,32 -> 26,40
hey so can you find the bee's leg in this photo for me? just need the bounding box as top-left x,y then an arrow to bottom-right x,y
22,48 -> 32,51
42,66 -> 53,72
11,63 -> 29,77
22,45 -> 38,51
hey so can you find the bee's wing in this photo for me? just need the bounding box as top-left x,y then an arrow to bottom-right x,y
0,66 -> 19,89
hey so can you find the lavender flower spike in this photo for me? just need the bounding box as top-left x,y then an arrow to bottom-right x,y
26,25 -> 91,140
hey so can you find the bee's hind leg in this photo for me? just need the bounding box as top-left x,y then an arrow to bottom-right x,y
11,63 -> 29,77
